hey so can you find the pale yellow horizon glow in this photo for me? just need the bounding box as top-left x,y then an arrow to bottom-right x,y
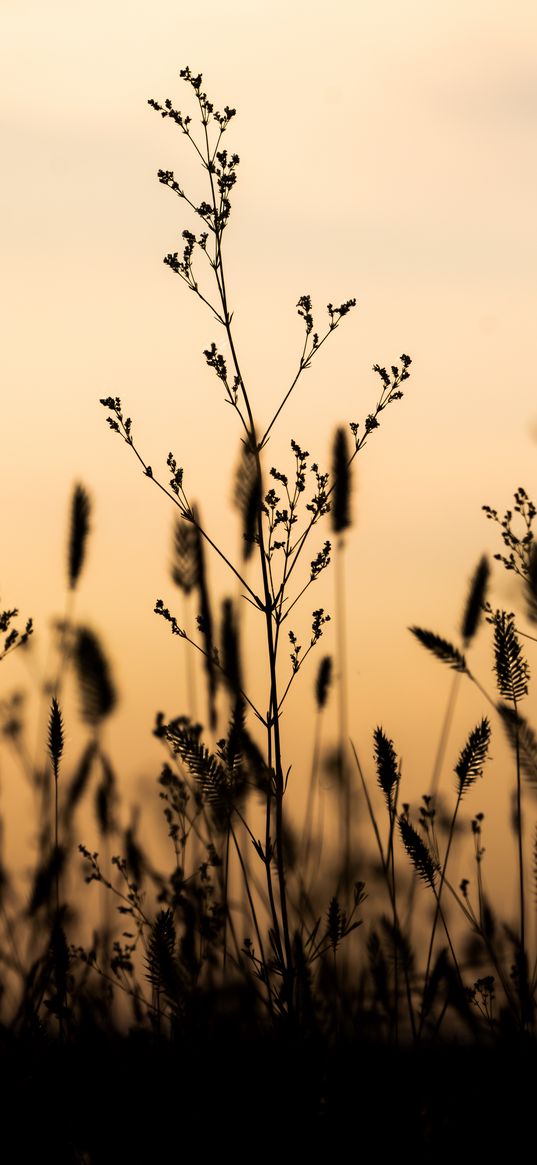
1,0 -> 537,921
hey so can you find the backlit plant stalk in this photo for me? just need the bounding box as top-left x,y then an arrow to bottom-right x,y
101,67 -> 410,1012
48,696 -> 64,918
492,609 -> 530,1017
331,426 -> 352,891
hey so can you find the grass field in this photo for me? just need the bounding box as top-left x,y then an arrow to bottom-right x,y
1,65 -> 537,1161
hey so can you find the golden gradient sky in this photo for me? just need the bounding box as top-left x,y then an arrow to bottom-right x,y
2,0 -> 537,918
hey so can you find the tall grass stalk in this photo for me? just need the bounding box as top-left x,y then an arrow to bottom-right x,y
331,427 -> 352,891
419,719 -> 491,1037
303,656 -> 332,894
48,696 -> 64,919
492,609 -> 530,1018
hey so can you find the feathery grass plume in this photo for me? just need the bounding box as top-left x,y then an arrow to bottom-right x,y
225,692 -> 246,765
525,542 -> 537,625
221,597 -> 241,698
398,816 -> 437,887
492,610 -> 529,703
233,438 -> 260,560
426,563 -> 487,803
331,426 -> 351,534
331,427 -> 352,890
48,697 -> 64,783
324,892 -> 362,957
409,627 -> 467,672
146,908 -> 186,1011
492,610 -> 530,977
214,712 -> 249,828
146,908 -> 175,987
171,517 -> 199,594
62,739 -> 98,828
304,659 -> 329,885
124,810 -> 147,887
165,719 -> 238,826
94,753 -> 118,837
460,555 -> 489,645
73,627 -> 117,727
28,846 -> 66,915
314,655 -> 333,712
68,483 -> 91,591
326,897 -> 344,953
454,718 -> 491,798
191,505 -> 217,730
374,727 -> 399,807
497,703 -> 537,786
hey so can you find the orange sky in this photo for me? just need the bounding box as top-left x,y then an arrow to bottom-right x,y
2,0 -> 537,922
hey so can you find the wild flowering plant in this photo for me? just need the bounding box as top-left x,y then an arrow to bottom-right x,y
100,66 -> 410,1018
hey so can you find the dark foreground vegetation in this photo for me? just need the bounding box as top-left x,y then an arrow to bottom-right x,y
2,67 -> 537,1160
2,1022 -> 537,1160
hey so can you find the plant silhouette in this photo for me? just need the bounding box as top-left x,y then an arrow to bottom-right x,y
1,63 -> 537,1160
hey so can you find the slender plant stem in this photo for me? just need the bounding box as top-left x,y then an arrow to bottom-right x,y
513,695 -> 527,1019
429,671 -> 461,799
303,710 -> 322,891
335,535 -> 350,891
54,774 -> 59,919
418,792 -> 464,1039
230,823 -> 273,1017
198,122 -> 295,1003
223,826 -> 230,972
